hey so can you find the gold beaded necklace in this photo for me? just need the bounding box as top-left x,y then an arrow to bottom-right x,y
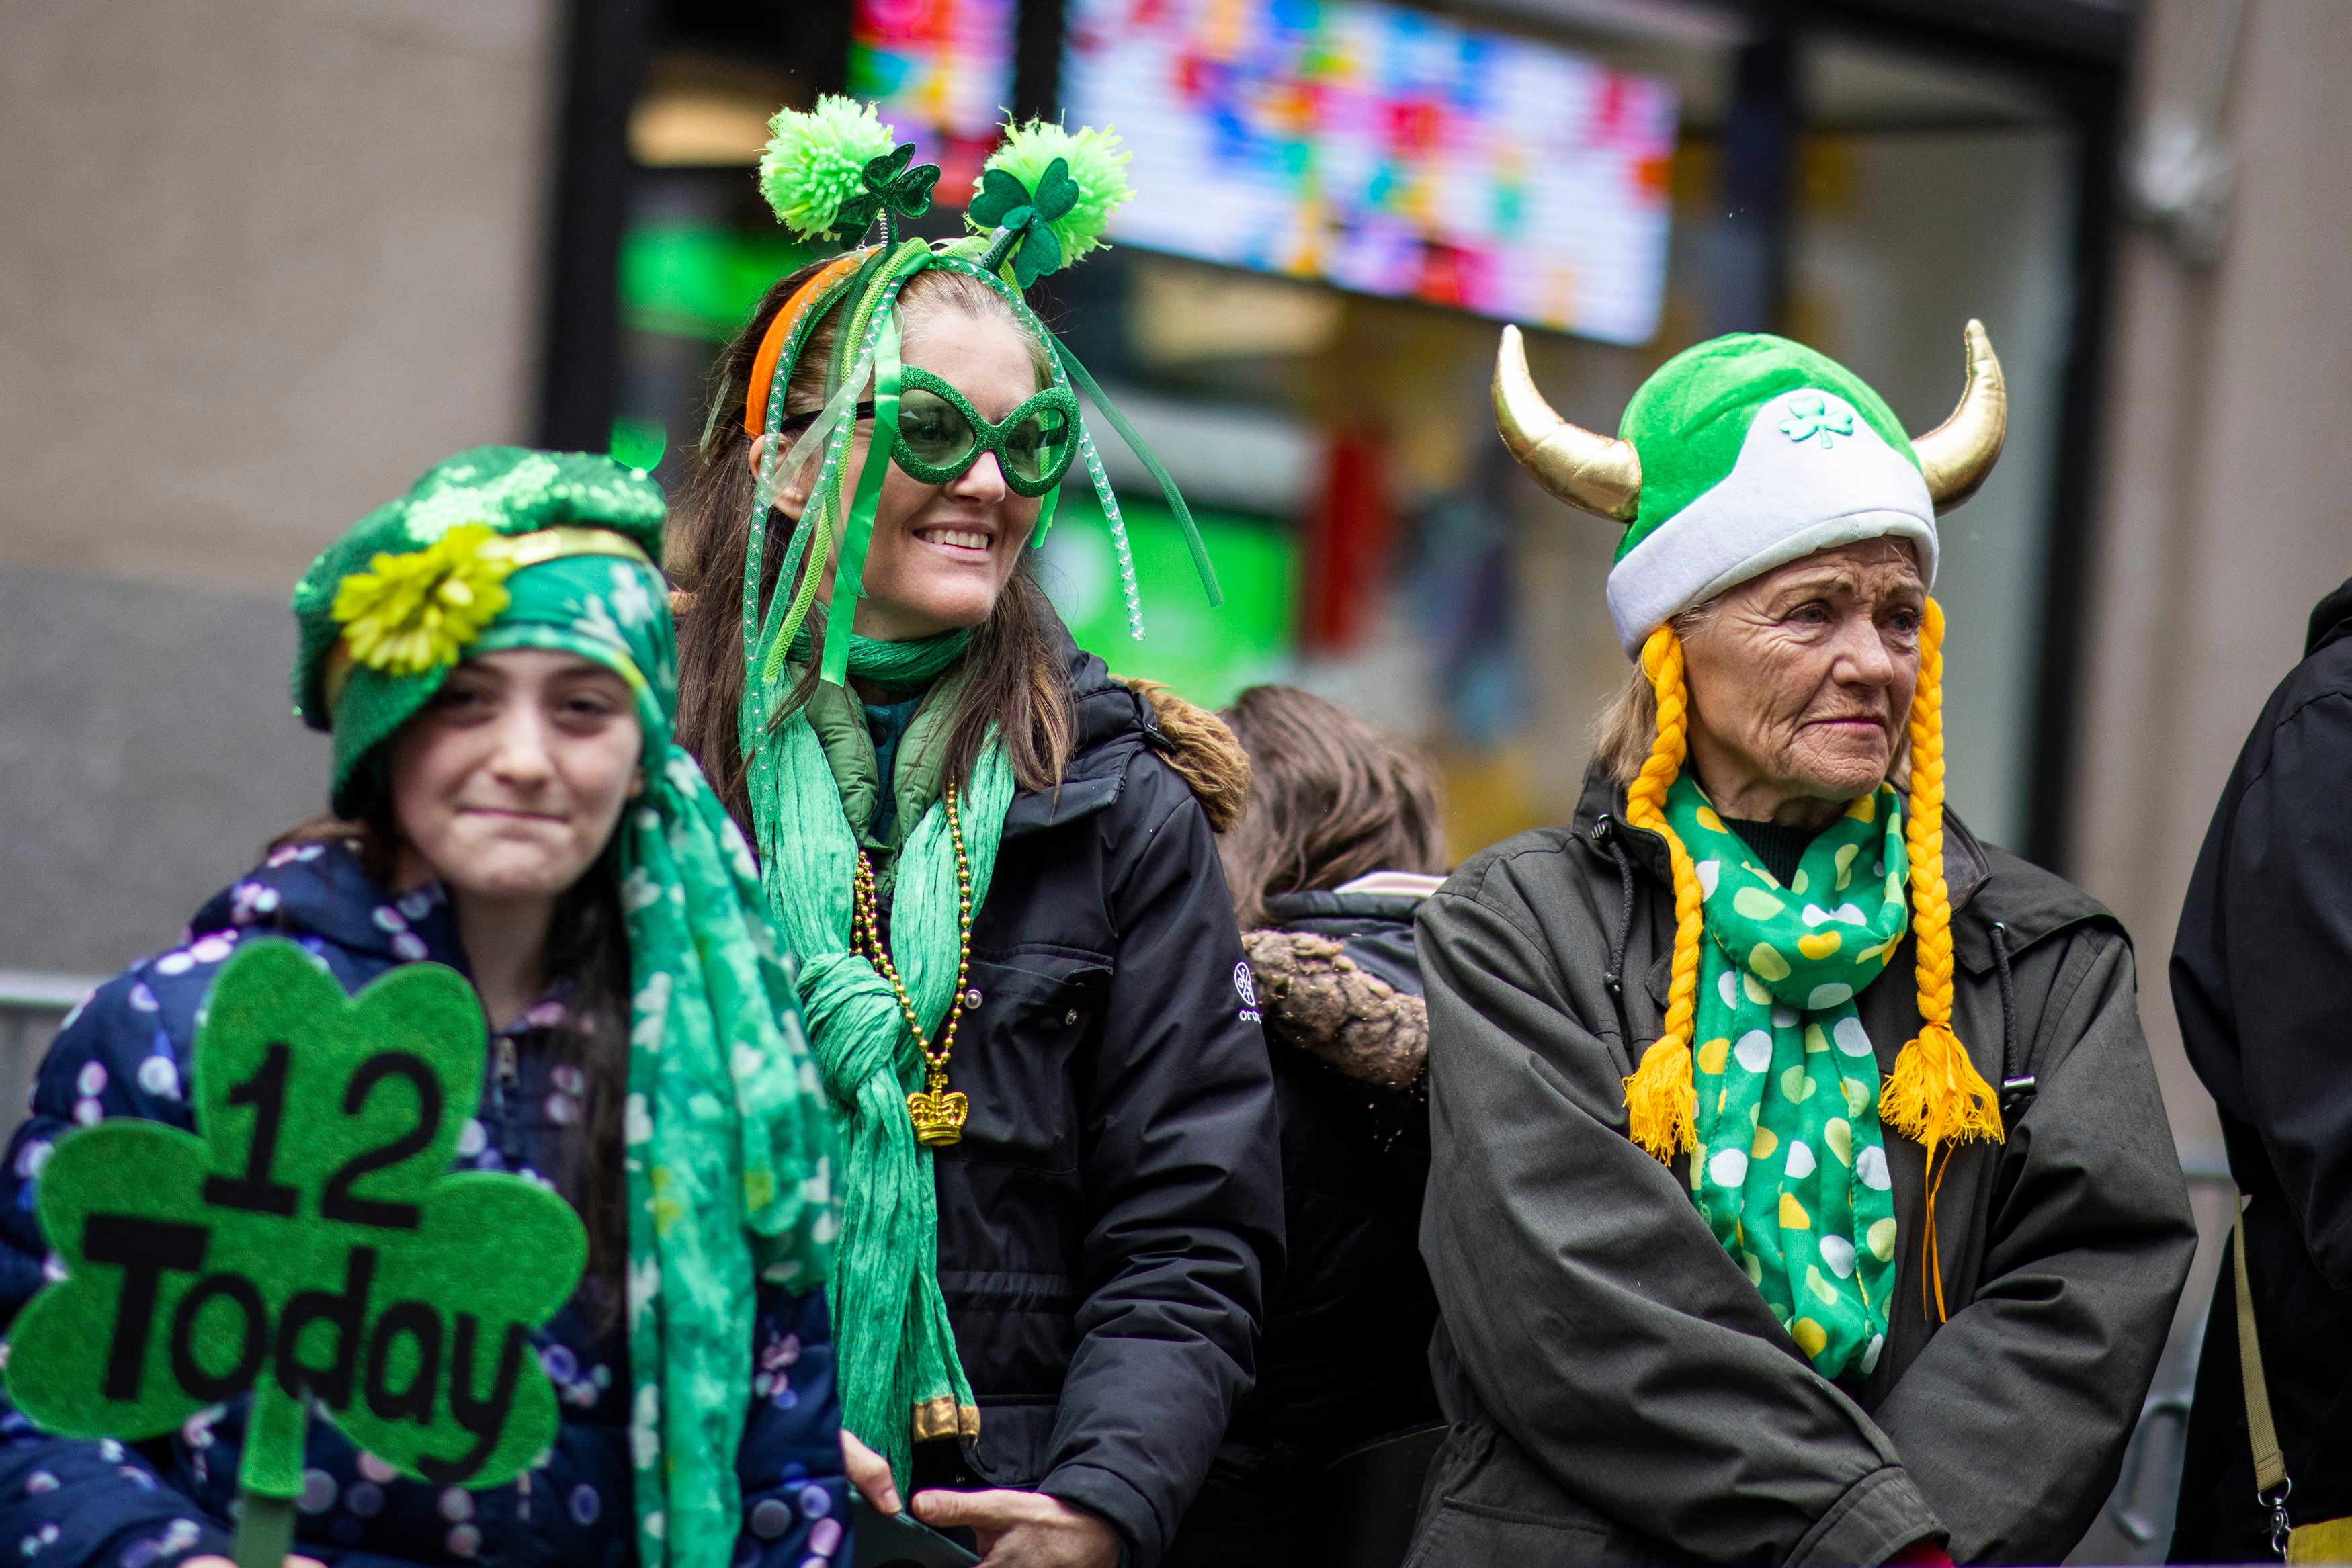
849,782 -> 975,1146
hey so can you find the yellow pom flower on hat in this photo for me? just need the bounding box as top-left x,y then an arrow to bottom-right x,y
331,522 -> 518,677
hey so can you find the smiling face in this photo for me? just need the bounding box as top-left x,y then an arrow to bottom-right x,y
1678,539 -> 1925,826
771,303 -> 1044,644
386,648 -> 644,902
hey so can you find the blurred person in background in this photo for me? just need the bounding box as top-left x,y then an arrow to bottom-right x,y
666,103 -> 1281,1568
0,449 -> 845,1568
2169,578 -> 2352,1558
1404,325 -> 2194,1565
1159,683 -> 1448,1568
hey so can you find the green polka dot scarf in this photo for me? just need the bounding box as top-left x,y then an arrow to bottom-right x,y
1664,773 -> 1908,1379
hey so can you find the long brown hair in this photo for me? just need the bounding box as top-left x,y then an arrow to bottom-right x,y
267,808 -> 632,1316
1216,685 -> 1448,929
670,257 -> 1075,827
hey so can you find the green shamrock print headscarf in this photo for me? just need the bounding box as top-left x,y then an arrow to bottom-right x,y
1665,773 -> 1908,1379
472,553 -> 843,1567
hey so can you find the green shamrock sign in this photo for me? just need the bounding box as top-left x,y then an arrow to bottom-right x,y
6,939 -> 584,1559
829,140 -> 941,246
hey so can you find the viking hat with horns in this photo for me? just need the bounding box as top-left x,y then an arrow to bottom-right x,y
1496,322 -> 2005,652
1494,324 -> 2011,1308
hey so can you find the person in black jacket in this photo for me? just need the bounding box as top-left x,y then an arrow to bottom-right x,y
1162,684 -> 1450,1568
665,140 -> 1284,1568
2171,576 -> 2352,1556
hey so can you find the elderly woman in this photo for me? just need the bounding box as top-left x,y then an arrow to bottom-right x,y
1406,327 -> 2195,1565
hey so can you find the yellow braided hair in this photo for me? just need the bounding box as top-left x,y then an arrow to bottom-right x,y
1620,625 -> 1706,1160
1622,602 -> 2004,1193
1878,596 -> 2005,1159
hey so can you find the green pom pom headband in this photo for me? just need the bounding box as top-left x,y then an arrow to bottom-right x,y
739,99 -> 1221,709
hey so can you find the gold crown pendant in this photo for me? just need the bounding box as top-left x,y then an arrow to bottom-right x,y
852,785 -> 978,1151
907,1080 -> 970,1147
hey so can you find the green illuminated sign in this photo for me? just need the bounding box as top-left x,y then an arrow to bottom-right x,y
622,224 -> 825,342
1038,493 -> 1299,709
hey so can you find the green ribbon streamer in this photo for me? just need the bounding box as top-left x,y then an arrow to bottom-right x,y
821,310 -> 905,686
1027,480 -> 1060,550
746,630 -> 1008,1490
1050,337 -> 1224,609
753,244 -> 929,691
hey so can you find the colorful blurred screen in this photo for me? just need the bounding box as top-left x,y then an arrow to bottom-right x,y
849,0 -> 1016,205
1063,0 -> 1678,343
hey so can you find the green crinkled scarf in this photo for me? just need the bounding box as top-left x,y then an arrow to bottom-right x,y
1665,774 -> 1910,1380
745,624 -> 1013,1486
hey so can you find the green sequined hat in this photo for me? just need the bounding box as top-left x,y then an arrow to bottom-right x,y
289,445 -> 667,813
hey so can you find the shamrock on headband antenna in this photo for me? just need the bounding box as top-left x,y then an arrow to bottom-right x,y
758,95 -> 939,248
967,120 -> 1133,288
836,142 -> 939,243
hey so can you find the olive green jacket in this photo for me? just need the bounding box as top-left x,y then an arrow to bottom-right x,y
1407,764 -> 2194,1567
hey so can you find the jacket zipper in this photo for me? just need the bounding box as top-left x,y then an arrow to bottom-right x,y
493,1035 -> 525,1170
1591,814 -> 1636,997
1589,814 -> 1643,1056
1990,922 -> 2036,1119
491,1031 -> 530,1567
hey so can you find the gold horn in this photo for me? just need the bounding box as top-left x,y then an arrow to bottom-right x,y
1493,324 -> 1641,523
1913,319 -> 2007,513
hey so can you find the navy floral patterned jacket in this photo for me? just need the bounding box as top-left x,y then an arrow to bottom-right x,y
0,840 -> 847,1568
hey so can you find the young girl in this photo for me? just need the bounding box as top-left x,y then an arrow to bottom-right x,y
1167,685 -> 1449,1568
667,103 -> 1282,1568
0,447 -> 845,1568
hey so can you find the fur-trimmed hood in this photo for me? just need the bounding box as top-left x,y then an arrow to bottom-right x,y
1242,883 -> 1438,1092
1118,677 -> 1251,833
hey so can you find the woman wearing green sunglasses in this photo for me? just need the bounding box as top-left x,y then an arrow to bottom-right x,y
665,109 -> 1282,1568
737,286 -> 1077,651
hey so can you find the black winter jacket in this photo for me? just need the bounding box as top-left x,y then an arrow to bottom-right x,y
1163,887 -> 1441,1568
912,627 -> 1284,1568
2171,576 -> 2352,1556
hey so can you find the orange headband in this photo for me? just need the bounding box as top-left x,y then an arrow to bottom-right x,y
743,251 -> 869,439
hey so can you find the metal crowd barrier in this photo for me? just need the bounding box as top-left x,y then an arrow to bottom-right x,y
0,971 -> 101,1141
2074,1163 -> 2241,1563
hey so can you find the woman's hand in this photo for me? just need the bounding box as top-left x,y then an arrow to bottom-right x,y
911,1489 -> 1119,1568
843,1429 -> 902,1514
